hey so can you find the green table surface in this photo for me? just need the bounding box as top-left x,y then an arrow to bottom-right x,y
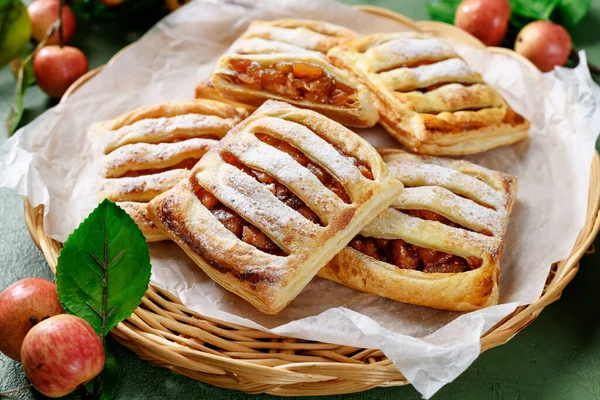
1,1 -> 600,399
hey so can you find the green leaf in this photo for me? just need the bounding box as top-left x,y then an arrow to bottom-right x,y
509,12 -> 535,30
426,0 -> 462,24
510,0 -> 562,20
56,199 -> 151,337
557,0 -> 591,28
0,0 -> 31,67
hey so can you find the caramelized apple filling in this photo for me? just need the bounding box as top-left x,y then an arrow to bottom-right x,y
350,209 -> 483,273
255,133 -> 352,203
191,180 -> 287,256
228,59 -> 355,106
222,153 -> 324,226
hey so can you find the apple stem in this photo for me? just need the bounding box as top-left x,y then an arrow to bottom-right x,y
58,0 -> 64,48
0,384 -> 33,396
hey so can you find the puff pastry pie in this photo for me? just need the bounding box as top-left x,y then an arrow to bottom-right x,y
319,149 -> 517,311
209,19 -> 379,128
328,33 -> 530,155
147,100 -> 403,314
89,99 -> 248,241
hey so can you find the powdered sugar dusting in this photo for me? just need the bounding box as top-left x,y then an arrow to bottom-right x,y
361,207 -> 497,255
414,59 -> 475,80
252,117 -> 364,190
105,114 -> 235,153
388,160 -> 504,209
198,159 -> 316,252
366,38 -> 456,72
247,25 -> 329,53
231,37 -> 324,58
380,58 -> 480,91
396,186 -> 503,236
100,168 -> 188,201
227,137 -> 344,219
356,152 -> 516,257
103,138 -> 216,178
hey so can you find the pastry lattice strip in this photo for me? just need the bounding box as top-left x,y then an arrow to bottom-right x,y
148,100 -> 403,314
89,99 -> 248,241
319,149 -> 517,311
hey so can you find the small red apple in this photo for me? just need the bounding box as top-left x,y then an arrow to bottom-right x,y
33,45 -> 89,98
28,0 -> 76,45
0,278 -> 64,361
455,0 -> 511,46
515,21 -> 572,72
21,315 -> 105,398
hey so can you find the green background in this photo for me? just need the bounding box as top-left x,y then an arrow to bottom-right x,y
1,0 -> 600,399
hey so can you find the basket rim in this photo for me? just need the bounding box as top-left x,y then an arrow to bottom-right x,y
19,5 -> 600,396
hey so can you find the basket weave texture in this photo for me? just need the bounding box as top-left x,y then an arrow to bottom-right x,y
22,6 -> 600,396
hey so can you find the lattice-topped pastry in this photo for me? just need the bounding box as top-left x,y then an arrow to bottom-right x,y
147,100 -> 404,314
319,149 -> 517,311
209,19 -> 379,128
328,32 -> 530,155
89,99 -> 248,241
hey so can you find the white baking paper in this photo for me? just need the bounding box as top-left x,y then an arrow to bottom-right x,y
1,0 -> 599,397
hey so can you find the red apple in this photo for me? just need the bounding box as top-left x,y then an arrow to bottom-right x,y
455,0 -> 511,46
515,21 -> 572,72
33,45 -> 89,98
28,0 -> 76,45
0,278 -> 64,361
21,315 -> 105,398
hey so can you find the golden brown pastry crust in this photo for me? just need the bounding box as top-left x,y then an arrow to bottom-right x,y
210,19 -> 379,128
195,79 -> 256,111
319,149 -> 517,311
89,99 -> 248,241
147,100 -> 403,314
328,32 -> 530,155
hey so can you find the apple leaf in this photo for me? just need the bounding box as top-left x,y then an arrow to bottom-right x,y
425,0 -> 461,24
56,199 -> 151,337
557,0 -> 591,28
510,0 -> 562,20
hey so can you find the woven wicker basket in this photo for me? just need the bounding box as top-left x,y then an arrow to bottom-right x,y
23,6 -> 600,396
